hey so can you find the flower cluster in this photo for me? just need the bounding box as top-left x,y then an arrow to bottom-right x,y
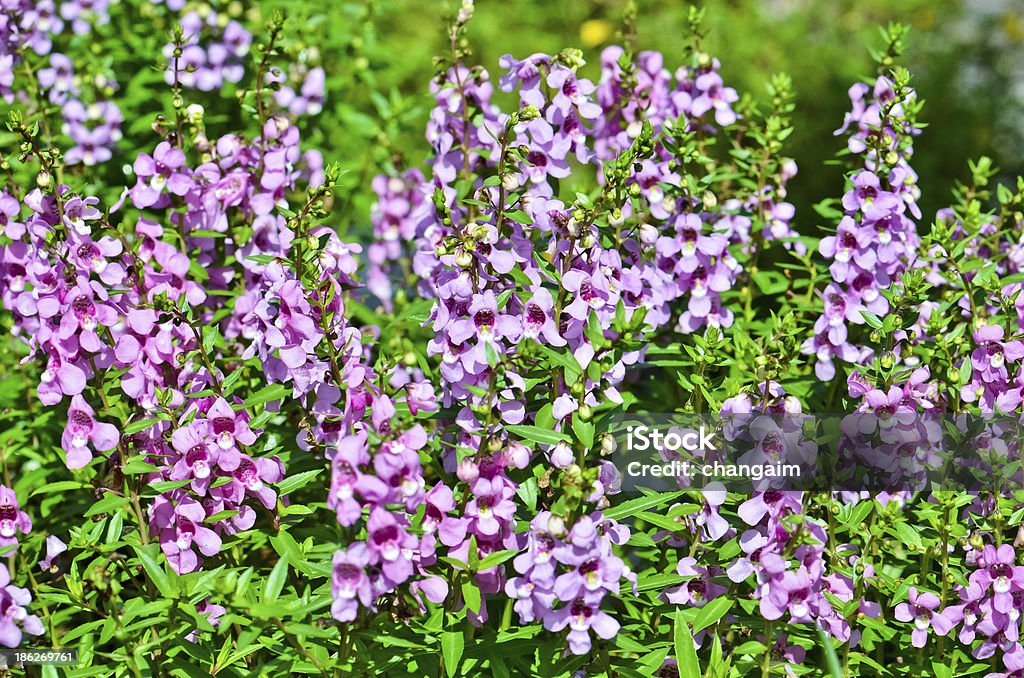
165,11 -> 252,92
809,75 -> 923,380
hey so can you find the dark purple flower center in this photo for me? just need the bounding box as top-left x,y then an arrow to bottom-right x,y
336,563 -> 361,583
236,459 -> 258,487
526,303 -> 546,330
186,445 -> 208,465
579,279 -> 596,302
211,417 -> 235,435
570,600 -> 593,618
77,244 -> 100,261
579,559 -> 600,575
474,309 -> 495,331
72,295 -> 96,320
373,525 -> 398,546
762,432 -> 784,459
526,151 -> 547,168
991,563 -> 1013,579
69,410 -> 93,434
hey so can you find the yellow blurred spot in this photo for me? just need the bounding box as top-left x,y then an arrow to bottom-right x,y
580,19 -> 613,48
1001,12 -> 1024,44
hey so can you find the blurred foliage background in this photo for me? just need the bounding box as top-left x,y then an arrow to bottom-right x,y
35,0 -> 1024,237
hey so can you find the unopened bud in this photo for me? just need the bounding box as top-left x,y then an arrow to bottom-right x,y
550,442 -> 574,469
455,249 -> 474,268
518,105 -> 540,122
456,458 -> 479,483
547,514 -> 567,538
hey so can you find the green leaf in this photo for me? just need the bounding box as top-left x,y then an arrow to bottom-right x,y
133,546 -> 177,599
505,425 -> 571,446
276,469 -> 323,495
263,556 -> 289,604
751,270 -> 789,295
441,631 -> 464,677
123,418 -> 160,435
692,597 -> 733,633
85,492 -> 129,517
860,310 -> 884,329
244,383 -> 291,408
604,492 -> 684,520
476,550 -> 518,571
816,623 -> 844,678
674,612 -> 700,677
462,579 -> 482,614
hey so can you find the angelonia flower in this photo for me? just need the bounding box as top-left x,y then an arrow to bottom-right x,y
807,75 -> 922,381
0,486 -> 30,549
274,65 -> 326,117
0,563 -> 43,647
61,99 -> 123,166
38,535 -> 67,572
1,0 -> 109,105
164,11 -> 251,92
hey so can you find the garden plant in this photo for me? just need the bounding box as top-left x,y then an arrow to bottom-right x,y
1,0 -> 1024,676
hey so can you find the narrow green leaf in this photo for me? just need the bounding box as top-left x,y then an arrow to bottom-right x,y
674,612 -> 700,677
263,556 -> 289,604
441,631 -> 464,677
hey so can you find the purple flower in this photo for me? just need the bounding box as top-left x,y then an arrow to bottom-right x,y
152,495 -> 223,574
61,395 -> 119,469
0,488 -> 30,548
331,543 -> 374,622
544,593 -> 619,655
894,587 -> 954,648
38,535 -> 67,572
0,565 -> 44,647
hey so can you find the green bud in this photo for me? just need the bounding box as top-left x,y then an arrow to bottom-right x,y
455,249 -> 474,268
518,105 -> 540,122
879,351 -> 895,370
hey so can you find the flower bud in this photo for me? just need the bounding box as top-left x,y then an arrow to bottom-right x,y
456,458 -> 479,483
578,404 -> 593,421
506,442 -> 530,469
879,351 -> 895,370
547,514 -> 567,538
36,171 -> 52,189
186,104 -> 205,123
455,249 -> 474,268
518,105 -> 540,122
600,433 -> 617,456
550,442 -> 574,469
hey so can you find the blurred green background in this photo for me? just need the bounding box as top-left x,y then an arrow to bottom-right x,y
47,0 -> 1024,235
